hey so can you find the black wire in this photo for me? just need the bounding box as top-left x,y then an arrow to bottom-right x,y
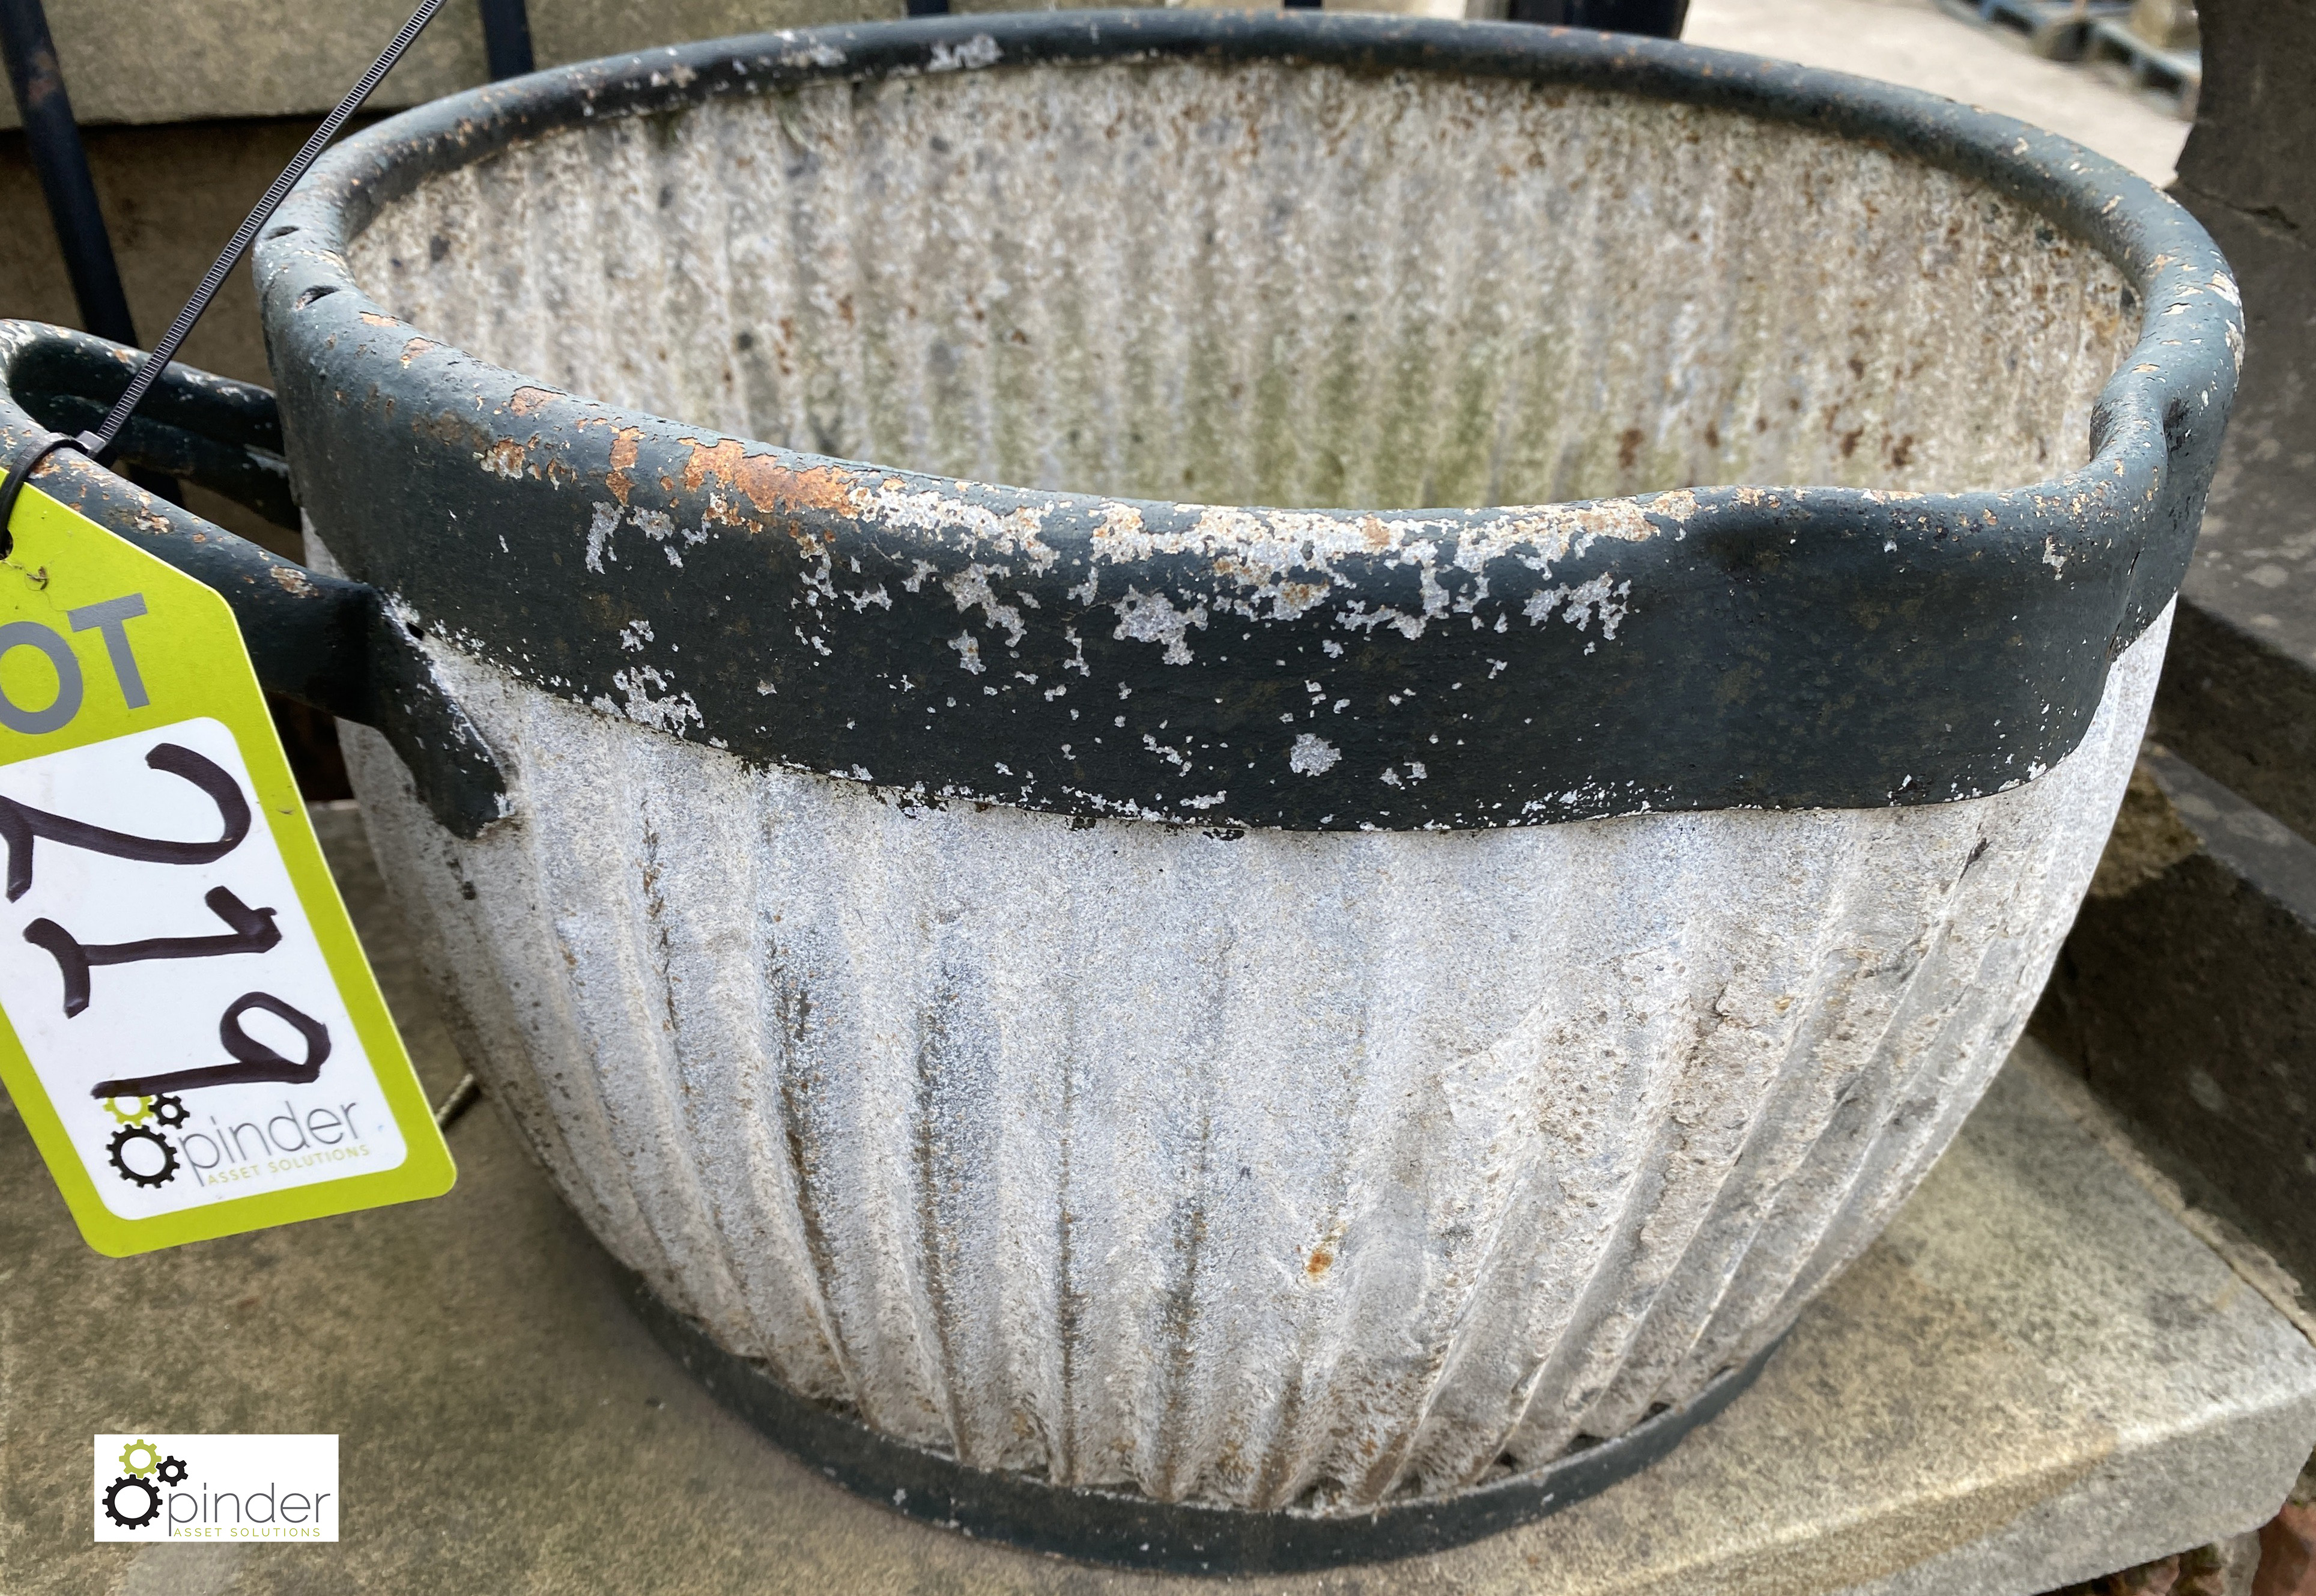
78,0 -> 452,462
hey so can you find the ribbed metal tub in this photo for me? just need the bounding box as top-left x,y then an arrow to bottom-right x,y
228,9 -> 2234,1570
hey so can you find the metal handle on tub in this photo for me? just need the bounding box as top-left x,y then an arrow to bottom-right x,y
0,321 -> 508,838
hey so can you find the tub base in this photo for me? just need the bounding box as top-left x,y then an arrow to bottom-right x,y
619,1264 -> 1783,1576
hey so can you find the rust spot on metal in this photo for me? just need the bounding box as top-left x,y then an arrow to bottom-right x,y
607,426 -> 643,505
359,311 -> 399,328
510,386 -> 556,417
479,438 -> 527,478
270,563 -> 320,597
679,437 -> 859,518
400,338 -> 437,367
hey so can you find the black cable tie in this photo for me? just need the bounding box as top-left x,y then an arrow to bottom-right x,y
0,429 -> 83,555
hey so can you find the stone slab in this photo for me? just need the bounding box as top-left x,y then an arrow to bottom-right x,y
0,804 -> 2312,1594
4,2 -> 862,131
0,0 -> 1189,132
2,0 -> 2202,172
2034,742 -> 2316,1298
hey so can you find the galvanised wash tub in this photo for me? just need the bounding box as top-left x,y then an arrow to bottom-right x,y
0,9 -> 2240,1571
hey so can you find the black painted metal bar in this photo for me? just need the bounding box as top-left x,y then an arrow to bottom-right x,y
478,0 -> 534,80
1506,0 -> 1688,35
0,0 -> 136,347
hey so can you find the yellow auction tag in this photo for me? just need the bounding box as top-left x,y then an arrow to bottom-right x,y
0,485 -> 452,1255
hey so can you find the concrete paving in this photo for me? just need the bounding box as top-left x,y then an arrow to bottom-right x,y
1681,0 -> 2190,184
1,805 -> 2311,1594
1273,0 -> 2195,181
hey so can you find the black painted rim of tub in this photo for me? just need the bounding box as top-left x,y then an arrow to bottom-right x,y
620,1258 -> 1785,1575
256,11 -> 2239,833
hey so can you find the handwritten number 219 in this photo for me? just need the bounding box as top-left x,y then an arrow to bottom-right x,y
4,741 -> 332,1099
